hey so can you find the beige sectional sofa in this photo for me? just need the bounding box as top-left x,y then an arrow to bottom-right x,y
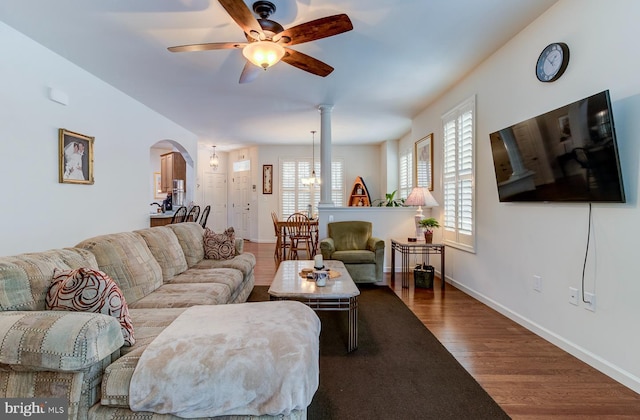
0,222 -> 319,420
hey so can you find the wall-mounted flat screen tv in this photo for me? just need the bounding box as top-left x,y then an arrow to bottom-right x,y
489,90 -> 625,203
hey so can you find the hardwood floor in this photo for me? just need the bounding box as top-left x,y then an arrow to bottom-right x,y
245,241 -> 640,419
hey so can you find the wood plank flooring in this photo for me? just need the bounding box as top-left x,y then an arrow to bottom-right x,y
245,241 -> 640,419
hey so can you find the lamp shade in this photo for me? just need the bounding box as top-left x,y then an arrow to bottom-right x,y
404,187 -> 439,208
242,41 -> 285,70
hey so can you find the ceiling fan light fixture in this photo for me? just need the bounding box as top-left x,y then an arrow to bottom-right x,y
243,40 -> 285,70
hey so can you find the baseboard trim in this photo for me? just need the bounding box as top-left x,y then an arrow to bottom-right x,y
446,277 -> 640,394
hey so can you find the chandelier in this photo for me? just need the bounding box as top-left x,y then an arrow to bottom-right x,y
301,131 -> 321,186
209,145 -> 219,170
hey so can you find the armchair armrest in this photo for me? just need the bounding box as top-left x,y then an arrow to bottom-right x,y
235,238 -> 244,254
319,238 -> 335,260
367,237 -> 385,251
0,311 -> 123,372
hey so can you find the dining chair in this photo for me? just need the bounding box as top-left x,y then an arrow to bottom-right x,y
271,211 -> 290,263
199,205 -> 211,228
186,205 -> 200,223
171,206 -> 187,223
286,212 -> 313,260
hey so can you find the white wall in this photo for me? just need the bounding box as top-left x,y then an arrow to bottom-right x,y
254,144 -> 383,242
0,22 -> 197,256
401,0 -> 640,392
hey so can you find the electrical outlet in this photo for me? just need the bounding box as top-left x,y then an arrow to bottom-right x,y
584,292 -> 596,312
569,287 -> 578,306
533,275 -> 542,292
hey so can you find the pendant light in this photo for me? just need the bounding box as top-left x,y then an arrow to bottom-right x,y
209,145 -> 219,170
301,131 -> 321,186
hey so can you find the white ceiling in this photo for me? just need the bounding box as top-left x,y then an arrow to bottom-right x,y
0,0 -> 557,150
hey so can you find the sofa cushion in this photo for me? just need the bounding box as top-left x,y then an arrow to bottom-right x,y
170,267 -> 244,292
134,227 -> 188,281
167,222 -> 205,267
330,250 -> 376,264
0,249 -> 98,311
127,283 -> 231,309
46,267 -> 135,346
75,232 -> 163,305
203,227 -> 236,260
192,253 -> 256,277
123,308 -> 186,354
102,345 -> 145,407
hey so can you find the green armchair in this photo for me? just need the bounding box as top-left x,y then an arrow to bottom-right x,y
320,221 -> 385,283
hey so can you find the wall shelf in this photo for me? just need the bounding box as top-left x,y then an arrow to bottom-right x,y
348,176 -> 371,207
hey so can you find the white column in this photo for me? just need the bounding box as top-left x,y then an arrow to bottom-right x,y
318,104 -> 334,205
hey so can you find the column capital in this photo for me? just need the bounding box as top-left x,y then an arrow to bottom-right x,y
318,104 -> 334,113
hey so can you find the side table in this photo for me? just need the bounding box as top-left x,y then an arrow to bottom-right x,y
391,239 -> 445,290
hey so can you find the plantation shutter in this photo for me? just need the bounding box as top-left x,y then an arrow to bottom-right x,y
442,95 -> 476,252
399,149 -> 413,200
331,160 -> 345,206
280,158 -> 343,217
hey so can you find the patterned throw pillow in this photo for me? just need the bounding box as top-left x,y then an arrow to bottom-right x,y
203,227 -> 236,260
47,267 -> 135,346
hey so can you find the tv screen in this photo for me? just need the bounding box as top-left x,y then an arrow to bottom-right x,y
489,90 -> 625,203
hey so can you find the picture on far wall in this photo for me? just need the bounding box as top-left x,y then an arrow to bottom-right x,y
414,133 -> 433,191
59,128 -> 94,184
263,164 -> 273,194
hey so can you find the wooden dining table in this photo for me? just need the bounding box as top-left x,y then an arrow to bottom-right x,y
275,218 -> 319,262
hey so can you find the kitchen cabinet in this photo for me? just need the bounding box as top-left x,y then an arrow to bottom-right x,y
160,152 -> 186,193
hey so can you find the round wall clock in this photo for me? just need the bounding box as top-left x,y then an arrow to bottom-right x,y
536,42 -> 570,82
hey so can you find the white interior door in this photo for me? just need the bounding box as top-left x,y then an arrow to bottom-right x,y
232,170 -> 251,239
203,173 -> 227,231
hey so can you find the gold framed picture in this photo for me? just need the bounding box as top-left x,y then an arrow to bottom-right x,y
414,133 -> 433,191
263,164 -> 273,194
59,128 -> 94,184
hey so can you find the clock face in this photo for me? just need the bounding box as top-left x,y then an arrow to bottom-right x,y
536,43 -> 569,82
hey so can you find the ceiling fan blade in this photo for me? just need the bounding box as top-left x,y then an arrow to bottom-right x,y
274,14 -> 353,45
218,0 -> 264,41
281,48 -> 334,77
168,42 -> 246,53
239,60 -> 262,84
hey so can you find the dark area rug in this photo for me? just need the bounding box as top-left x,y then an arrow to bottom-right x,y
248,285 -> 510,420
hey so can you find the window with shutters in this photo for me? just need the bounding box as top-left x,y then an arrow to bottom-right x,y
442,95 -> 476,252
280,158 -> 343,218
399,148 -> 413,200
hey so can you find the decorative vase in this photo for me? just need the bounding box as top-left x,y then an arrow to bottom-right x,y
424,231 -> 433,243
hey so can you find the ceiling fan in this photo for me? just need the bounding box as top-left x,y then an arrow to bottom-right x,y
167,0 -> 353,83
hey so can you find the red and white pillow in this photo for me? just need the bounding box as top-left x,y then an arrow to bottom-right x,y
203,227 -> 236,260
47,267 -> 135,346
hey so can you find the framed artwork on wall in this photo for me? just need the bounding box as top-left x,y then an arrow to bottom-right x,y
59,128 -> 94,184
153,172 -> 164,198
263,164 -> 273,194
414,133 -> 434,191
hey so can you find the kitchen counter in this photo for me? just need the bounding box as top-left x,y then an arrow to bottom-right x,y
150,212 -> 174,227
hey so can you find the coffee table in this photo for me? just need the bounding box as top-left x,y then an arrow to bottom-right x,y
269,260 -> 360,352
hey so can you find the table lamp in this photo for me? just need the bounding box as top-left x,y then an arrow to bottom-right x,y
404,187 -> 439,239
